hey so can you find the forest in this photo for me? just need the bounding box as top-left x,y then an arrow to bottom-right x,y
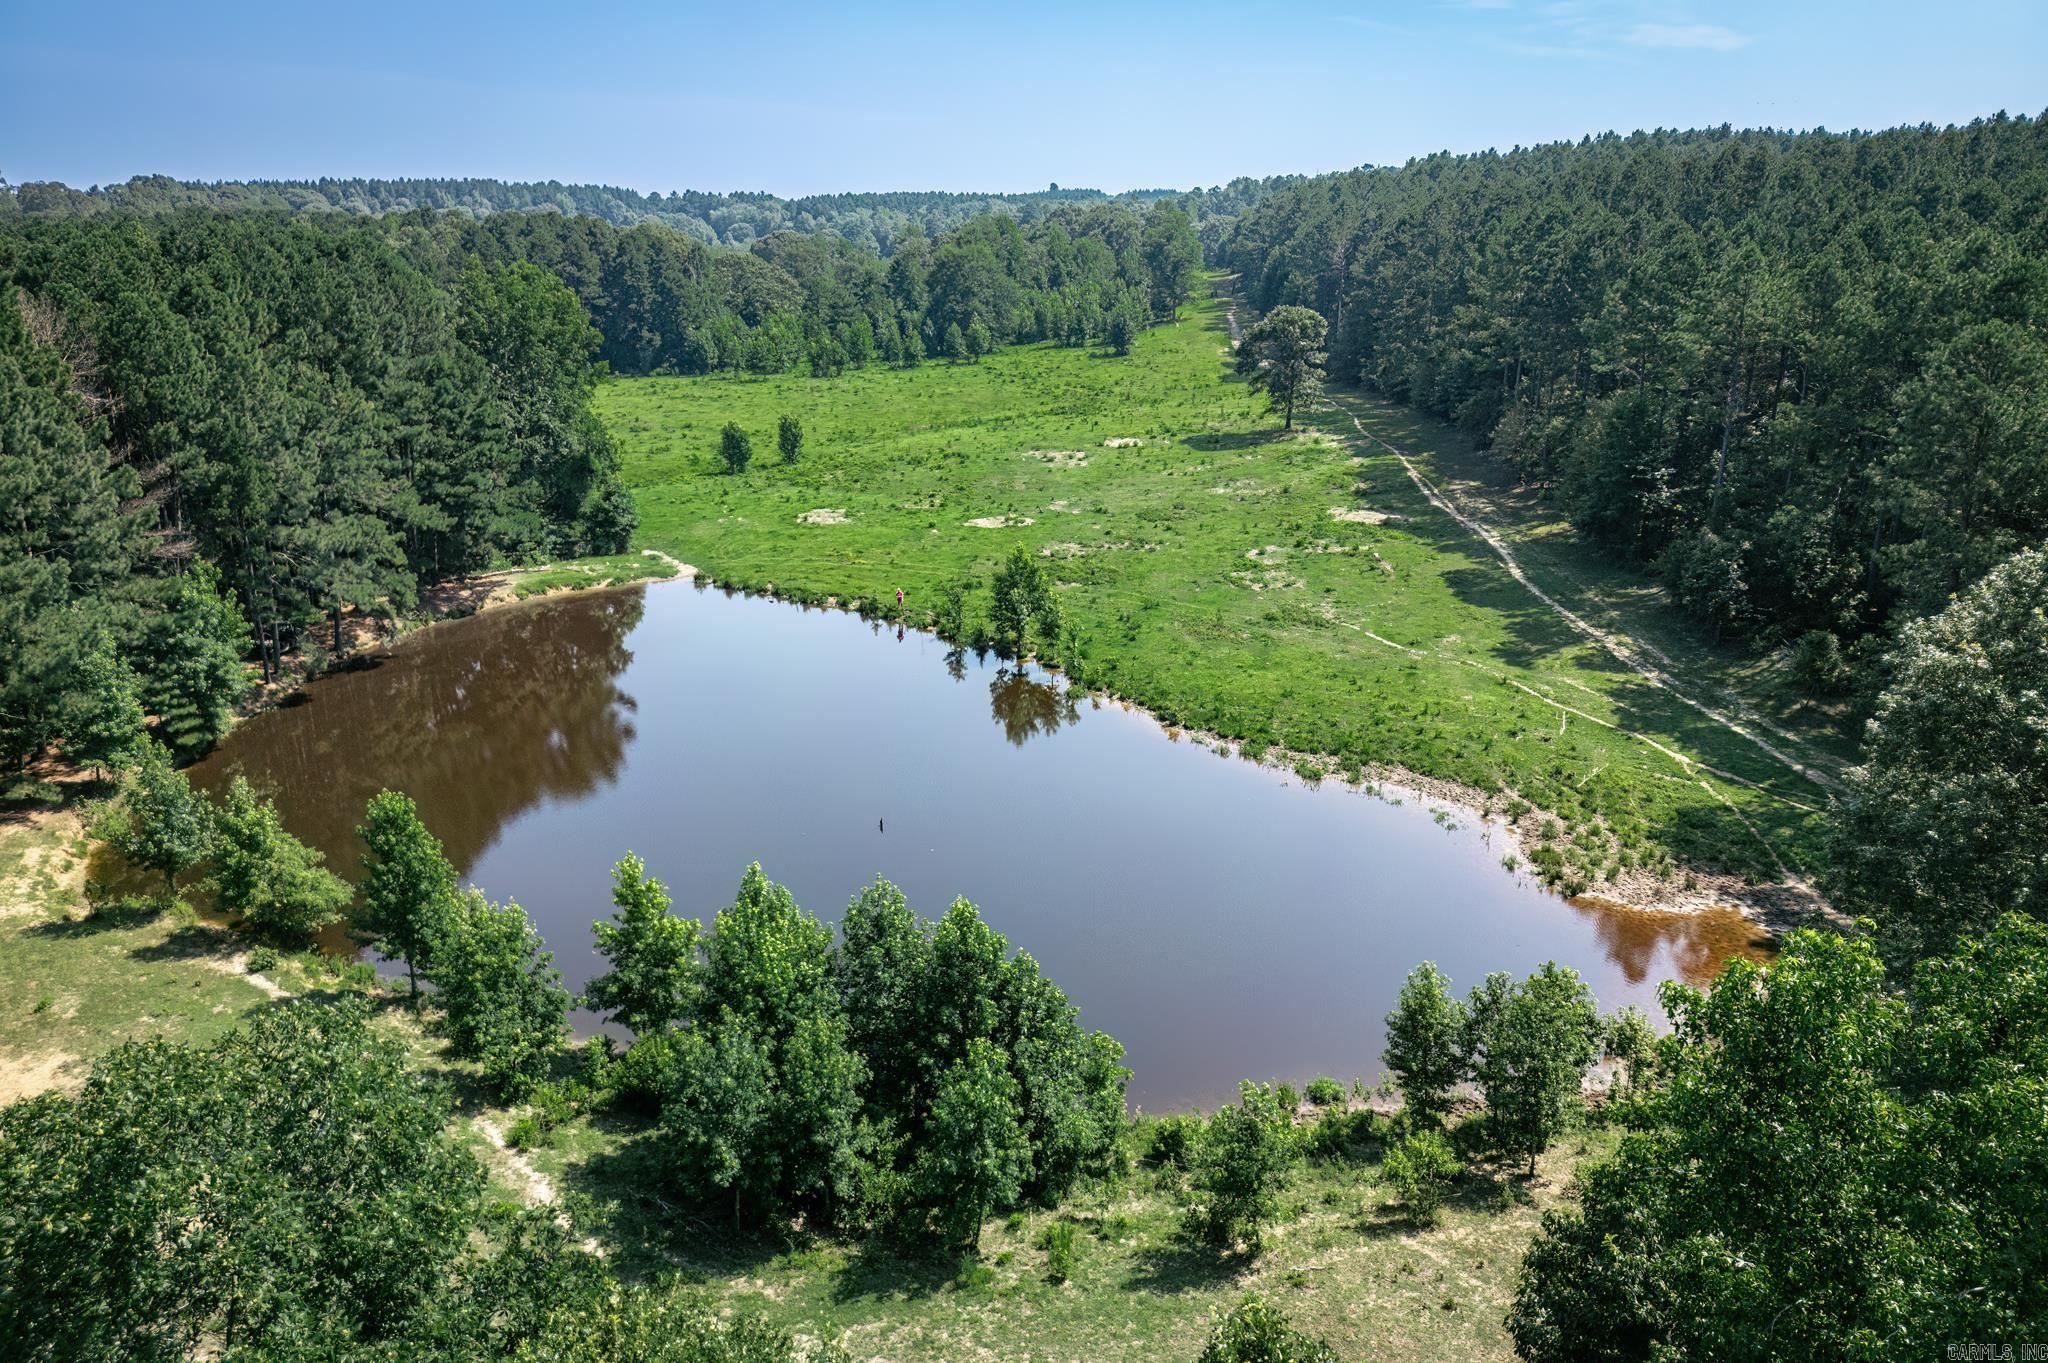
1,171 -> 1281,256
0,212 -> 634,770
1222,115 -> 2048,662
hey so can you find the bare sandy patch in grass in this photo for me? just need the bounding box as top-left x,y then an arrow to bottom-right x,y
964,515 -> 1034,528
1026,449 -> 1089,468
0,1049 -> 79,1104
797,508 -> 849,526
1101,436 -> 1142,448
1330,506 -> 1404,524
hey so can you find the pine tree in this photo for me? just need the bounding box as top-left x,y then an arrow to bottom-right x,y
147,561 -> 249,758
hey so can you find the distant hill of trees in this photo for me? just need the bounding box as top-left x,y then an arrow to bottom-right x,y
1220,114 -> 2048,656
0,172 -> 1293,256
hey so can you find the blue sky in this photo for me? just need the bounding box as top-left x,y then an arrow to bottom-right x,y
5,1 -> 2042,195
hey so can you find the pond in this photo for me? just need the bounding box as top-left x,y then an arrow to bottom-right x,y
189,580 -> 1772,1110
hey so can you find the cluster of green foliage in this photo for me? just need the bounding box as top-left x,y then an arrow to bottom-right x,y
1509,915 -> 2048,1361
1827,545 -> 2048,965
89,740 -> 349,941
391,197 -> 1201,380
0,996 -> 828,1362
583,861 -> 1128,1246
6,169 -> 1290,255
1380,960 -> 1605,1172
1224,117 -> 2048,649
1197,1295 -> 1339,1363
0,212 -> 634,770
1187,1081 -> 1296,1255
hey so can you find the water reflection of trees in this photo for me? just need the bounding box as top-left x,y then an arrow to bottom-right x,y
189,589 -> 646,877
1565,897 -> 1775,988
987,667 -> 1079,747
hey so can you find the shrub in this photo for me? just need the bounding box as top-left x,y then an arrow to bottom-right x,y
1039,1220 -> 1081,1282
1188,1083 -> 1294,1255
1383,1128 -> 1461,1223
1144,1113 -> 1202,1170
1273,1082 -> 1299,1113
611,1032 -> 676,1113
1199,1295 -> 1339,1363
1305,1076 -> 1344,1107
505,1114 -> 548,1151
718,421 -> 752,473
246,945 -> 281,974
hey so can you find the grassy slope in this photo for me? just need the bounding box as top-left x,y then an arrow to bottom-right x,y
0,808 -> 278,1102
516,1105 -> 1616,1363
601,283 -> 1835,894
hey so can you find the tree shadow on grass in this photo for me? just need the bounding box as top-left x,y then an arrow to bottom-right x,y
23,897 -> 164,937
1185,429 -> 1293,454
1124,1238 -> 1251,1294
129,921 -> 241,962
828,1240 -> 961,1306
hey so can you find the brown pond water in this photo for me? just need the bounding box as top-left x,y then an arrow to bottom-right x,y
190,580 -> 1772,1110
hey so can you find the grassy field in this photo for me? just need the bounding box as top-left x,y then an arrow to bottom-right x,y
598,282 -> 1840,901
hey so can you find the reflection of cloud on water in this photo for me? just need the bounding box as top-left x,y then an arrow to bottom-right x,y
987,667 -> 1080,747
1566,895 -> 1776,988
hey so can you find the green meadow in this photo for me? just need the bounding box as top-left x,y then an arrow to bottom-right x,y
600,284 -> 1839,896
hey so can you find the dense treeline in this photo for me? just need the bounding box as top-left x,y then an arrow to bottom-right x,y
1222,116 -> 2048,655
390,197 -> 1203,378
3,171 -> 1283,256
0,212 -> 633,770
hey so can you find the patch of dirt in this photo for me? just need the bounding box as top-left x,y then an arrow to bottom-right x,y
1025,449 -> 1089,468
1330,506 -> 1403,524
211,951 -> 290,1000
797,508 -> 849,525
964,515 -> 1034,529
1101,437 -> 1142,448
475,1116 -> 558,1205
640,548 -> 697,577
0,1049 -> 79,1104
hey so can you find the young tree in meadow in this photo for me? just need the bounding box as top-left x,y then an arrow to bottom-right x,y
1234,305 -> 1327,429
914,1037 -> 1030,1252
1382,961 -> 1470,1124
942,321 -> 966,362
586,852 -> 701,1038
964,319 -> 992,363
91,739 -> 212,902
357,788 -> 460,999
61,636 -> 146,779
427,889 -> 572,1097
1828,546 -> 2048,967
988,546 -> 1059,661
1603,1003 -> 1659,1092
1105,305 -> 1137,357
1465,963 -> 1601,1173
1189,1081 -> 1294,1255
210,776 -> 351,943
718,421 -> 752,474
146,560 -> 250,757
776,414 -> 803,465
